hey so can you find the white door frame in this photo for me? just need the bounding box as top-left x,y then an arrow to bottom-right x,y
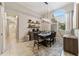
0,2 -> 4,54
16,16 -> 19,42
6,15 -> 19,42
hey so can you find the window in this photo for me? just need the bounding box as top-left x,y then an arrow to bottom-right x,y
53,9 -> 65,23
53,9 -> 66,31
54,9 -> 65,17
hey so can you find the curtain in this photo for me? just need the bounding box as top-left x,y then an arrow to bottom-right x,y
65,11 -> 73,34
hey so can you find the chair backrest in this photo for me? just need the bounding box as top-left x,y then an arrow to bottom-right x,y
32,29 -> 35,32
36,29 -> 39,32
33,32 -> 39,40
53,32 -> 56,37
51,32 -> 56,38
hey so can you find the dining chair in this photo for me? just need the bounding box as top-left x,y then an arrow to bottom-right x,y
36,28 -> 39,32
52,31 -> 56,44
32,29 -> 35,32
46,32 -> 56,47
33,32 -> 42,50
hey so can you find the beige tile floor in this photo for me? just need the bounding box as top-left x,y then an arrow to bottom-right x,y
1,41 -> 34,56
61,50 -> 75,56
1,40 -> 75,56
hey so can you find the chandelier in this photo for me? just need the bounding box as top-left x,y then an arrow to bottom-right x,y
42,2 -> 52,23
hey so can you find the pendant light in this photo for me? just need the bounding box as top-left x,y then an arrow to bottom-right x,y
42,2 -> 52,23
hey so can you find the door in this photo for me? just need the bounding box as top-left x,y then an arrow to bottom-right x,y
73,39 -> 78,55
68,38 -> 73,53
0,6 -> 3,54
0,14 -> 3,54
6,16 -> 18,50
64,38 -> 73,53
64,38 -> 69,51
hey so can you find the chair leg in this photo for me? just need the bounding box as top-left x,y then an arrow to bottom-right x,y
45,40 -> 48,47
34,41 -> 36,47
55,38 -> 56,42
33,41 -> 36,52
53,39 -> 55,44
34,43 -> 35,47
54,38 -> 56,43
53,38 -> 56,44
50,41 -> 51,47
52,38 -> 54,44
37,42 -> 39,50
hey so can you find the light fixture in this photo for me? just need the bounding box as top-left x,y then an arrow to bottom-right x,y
42,2 -> 52,24
42,18 -> 52,23
44,2 -> 48,5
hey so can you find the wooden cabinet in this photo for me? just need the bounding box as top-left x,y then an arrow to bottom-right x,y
63,35 -> 78,56
73,39 -> 78,55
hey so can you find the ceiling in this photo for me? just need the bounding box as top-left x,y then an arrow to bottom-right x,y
17,2 -> 71,13
5,2 -> 74,18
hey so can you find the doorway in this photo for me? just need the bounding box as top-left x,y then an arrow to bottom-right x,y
0,3 -> 4,54
6,16 -> 18,50
0,13 -> 3,54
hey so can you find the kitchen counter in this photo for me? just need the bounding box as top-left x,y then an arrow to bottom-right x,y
63,34 -> 78,56
63,34 -> 78,39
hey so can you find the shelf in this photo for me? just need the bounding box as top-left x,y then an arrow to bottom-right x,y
28,20 -> 40,24
28,26 -> 40,28
28,19 -> 40,29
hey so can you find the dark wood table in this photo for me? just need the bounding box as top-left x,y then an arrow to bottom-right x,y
38,32 -> 51,47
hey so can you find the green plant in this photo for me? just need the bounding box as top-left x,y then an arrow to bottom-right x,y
59,23 -> 65,30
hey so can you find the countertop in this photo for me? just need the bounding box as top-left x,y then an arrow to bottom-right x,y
63,34 -> 78,39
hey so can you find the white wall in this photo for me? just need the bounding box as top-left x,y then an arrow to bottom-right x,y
40,20 -> 51,31
5,7 -> 42,42
0,3 -> 7,54
73,3 -> 78,29
19,15 -> 41,41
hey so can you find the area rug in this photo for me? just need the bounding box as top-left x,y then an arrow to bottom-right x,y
32,38 -> 63,56
1,38 -> 63,56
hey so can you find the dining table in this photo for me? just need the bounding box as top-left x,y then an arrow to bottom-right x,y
38,32 -> 51,47
38,32 -> 51,38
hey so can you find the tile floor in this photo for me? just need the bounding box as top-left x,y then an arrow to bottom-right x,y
1,39 -> 75,56
61,50 -> 75,56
